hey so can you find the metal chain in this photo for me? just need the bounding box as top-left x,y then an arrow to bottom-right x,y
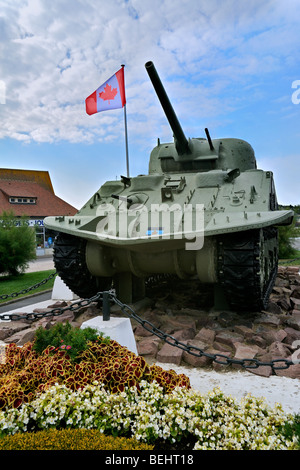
0,283 -> 295,371
0,291 -> 103,321
109,293 -> 295,372
0,271 -> 57,301
278,257 -> 300,265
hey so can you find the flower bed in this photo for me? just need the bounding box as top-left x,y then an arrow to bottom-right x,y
0,381 -> 298,450
0,323 -> 190,410
0,323 -> 299,450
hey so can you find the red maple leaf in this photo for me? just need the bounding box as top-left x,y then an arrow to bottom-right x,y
99,84 -> 118,103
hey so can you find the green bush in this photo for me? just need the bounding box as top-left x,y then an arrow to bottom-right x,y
0,428 -> 154,450
280,413 -> 300,445
33,321 -> 109,362
278,217 -> 300,259
0,211 -> 36,275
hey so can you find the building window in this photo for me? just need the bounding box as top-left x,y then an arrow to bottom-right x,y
9,197 -> 37,204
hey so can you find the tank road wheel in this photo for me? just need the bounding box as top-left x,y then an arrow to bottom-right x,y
53,233 -> 112,299
217,227 -> 278,312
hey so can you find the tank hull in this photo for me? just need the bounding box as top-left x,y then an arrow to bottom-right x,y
45,168 -> 293,310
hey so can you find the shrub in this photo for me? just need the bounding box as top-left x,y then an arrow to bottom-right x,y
280,413 -> 300,446
33,321 -> 109,362
278,217 -> 300,259
0,211 -> 36,275
0,427 -> 154,450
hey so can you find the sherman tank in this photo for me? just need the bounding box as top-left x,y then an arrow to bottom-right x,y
44,61 -> 293,311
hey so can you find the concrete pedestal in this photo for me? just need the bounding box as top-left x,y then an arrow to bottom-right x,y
51,276 -> 79,301
80,316 -> 138,355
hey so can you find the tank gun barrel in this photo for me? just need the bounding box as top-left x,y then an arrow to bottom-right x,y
145,61 -> 190,155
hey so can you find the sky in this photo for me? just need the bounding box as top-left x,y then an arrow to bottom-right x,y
0,0 -> 300,210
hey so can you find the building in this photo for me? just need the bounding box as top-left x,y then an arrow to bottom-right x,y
0,168 -> 77,255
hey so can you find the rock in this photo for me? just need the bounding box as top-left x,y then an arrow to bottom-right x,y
74,305 -> 101,324
47,301 -> 68,309
0,321 -> 31,341
172,328 -> 196,341
140,309 -> 162,329
268,341 -> 292,359
286,316 -> 300,331
234,325 -> 254,340
255,313 -> 282,327
137,337 -> 161,356
265,301 -> 283,315
232,342 -> 263,370
194,327 -> 216,344
262,328 -> 288,345
290,286 -> 300,299
33,318 -> 53,330
134,324 -> 154,337
284,327 -> 300,344
4,327 -> 36,345
250,335 -> 268,348
162,316 -> 197,333
233,342 -> 262,359
277,297 -> 292,311
214,330 -> 244,348
33,308 -> 53,314
286,266 -> 300,274
249,365 -> 273,378
156,341 -> 187,365
217,311 -> 240,327
213,341 -> 233,353
274,362 -> 300,379
182,339 -> 211,367
52,310 -> 75,323
274,278 -> 290,288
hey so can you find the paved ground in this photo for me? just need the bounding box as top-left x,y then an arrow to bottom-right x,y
0,292 -> 52,314
26,256 -> 55,273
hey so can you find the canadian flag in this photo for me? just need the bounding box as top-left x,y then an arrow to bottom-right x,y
85,66 -> 126,115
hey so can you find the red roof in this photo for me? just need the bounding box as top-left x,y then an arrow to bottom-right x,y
0,170 -> 77,217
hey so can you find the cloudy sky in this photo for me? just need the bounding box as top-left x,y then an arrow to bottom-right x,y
0,0 -> 300,209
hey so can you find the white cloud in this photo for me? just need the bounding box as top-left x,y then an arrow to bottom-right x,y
0,0 -> 300,150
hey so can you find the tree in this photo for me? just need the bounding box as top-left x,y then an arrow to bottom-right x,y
278,217 -> 300,259
0,211 -> 36,276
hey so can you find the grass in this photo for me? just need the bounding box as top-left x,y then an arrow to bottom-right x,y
279,249 -> 300,266
0,269 -> 56,304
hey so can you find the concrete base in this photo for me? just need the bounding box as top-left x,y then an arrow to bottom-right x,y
80,316 -> 138,355
51,276 -> 79,301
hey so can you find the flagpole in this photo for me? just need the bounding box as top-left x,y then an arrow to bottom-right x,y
121,64 -> 130,177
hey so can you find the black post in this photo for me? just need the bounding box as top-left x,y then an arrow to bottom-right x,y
102,291 -> 110,321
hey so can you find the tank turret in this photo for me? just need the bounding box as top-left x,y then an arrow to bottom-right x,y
44,61 -> 294,311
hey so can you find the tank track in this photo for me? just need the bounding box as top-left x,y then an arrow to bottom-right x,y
217,227 -> 278,312
53,233 -> 111,299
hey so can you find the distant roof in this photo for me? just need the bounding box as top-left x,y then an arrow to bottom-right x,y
0,168 -> 77,217
0,169 -> 54,192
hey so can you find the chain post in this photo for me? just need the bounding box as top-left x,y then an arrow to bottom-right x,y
102,291 -> 110,321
